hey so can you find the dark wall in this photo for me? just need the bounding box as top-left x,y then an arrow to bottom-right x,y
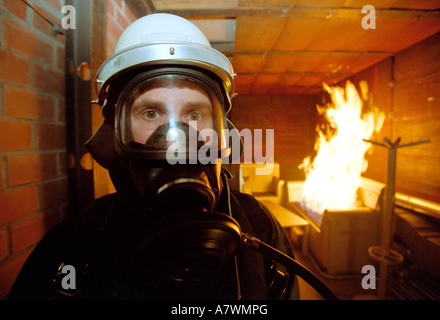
229,94 -> 318,181
346,32 -> 440,203
229,32 -> 440,203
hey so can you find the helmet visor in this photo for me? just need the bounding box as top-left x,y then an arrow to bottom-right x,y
116,71 -> 230,163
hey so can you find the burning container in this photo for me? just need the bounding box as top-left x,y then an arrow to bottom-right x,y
286,178 -> 384,277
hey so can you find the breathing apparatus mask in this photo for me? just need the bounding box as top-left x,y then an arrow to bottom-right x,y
115,67 -> 230,210
113,68 -> 244,282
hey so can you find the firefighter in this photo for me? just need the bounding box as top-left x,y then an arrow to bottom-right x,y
9,13 -> 298,300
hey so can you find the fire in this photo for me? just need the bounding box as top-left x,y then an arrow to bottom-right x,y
299,81 -> 385,223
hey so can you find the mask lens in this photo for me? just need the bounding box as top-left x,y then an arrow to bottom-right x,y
117,73 -> 229,162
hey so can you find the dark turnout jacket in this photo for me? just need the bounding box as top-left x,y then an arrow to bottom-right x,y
9,188 -> 298,300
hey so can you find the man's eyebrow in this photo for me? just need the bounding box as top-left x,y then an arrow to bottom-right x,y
132,98 -> 165,110
182,101 -> 212,110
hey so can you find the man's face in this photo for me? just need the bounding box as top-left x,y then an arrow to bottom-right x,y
129,83 -> 214,145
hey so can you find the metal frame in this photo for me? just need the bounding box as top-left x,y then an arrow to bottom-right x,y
65,0 -> 95,213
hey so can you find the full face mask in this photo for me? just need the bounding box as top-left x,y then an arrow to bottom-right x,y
114,68 -> 231,211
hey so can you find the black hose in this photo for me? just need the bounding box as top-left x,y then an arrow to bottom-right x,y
243,233 -> 339,300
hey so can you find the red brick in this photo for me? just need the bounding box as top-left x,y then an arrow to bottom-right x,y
0,49 -> 30,86
0,227 -> 8,262
10,212 -> 57,254
0,158 -> 3,191
36,123 -> 66,150
4,85 -> 55,121
33,63 -> 65,96
2,17 -> 53,65
1,0 -> 27,21
0,251 -> 30,299
0,186 -> 38,225
106,14 -> 123,43
7,153 -> 58,187
31,3 -> 64,41
113,0 -> 124,10
40,0 -> 62,12
124,6 -> 136,24
106,0 -> 115,16
116,8 -> 133,30
39,178 -> 68,210
0,120 -> 32,151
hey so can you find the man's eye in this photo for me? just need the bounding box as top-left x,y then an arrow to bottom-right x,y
142,110 -> 159,120
188,112 -> 202,121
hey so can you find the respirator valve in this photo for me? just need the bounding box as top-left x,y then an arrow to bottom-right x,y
134,211 -> 242,282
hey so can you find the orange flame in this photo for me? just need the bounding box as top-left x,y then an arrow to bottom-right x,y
299,81 -> 385,222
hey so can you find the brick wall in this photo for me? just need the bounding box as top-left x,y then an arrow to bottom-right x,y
0,0 -> 67,299
346,32 -> 440,203
105,0 -> 136,58
0,0 -> 137,299
230,94 -> 318,181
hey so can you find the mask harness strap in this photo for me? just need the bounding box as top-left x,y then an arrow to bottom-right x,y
221,168 -> 242,300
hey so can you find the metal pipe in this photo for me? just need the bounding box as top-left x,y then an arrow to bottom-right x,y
377,142 -> 397,299
365,137 -> 430,299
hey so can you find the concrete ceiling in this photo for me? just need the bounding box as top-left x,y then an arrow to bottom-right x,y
126,0 -> 440,95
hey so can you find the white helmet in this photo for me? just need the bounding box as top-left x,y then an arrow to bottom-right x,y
95,13 -> 235,113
